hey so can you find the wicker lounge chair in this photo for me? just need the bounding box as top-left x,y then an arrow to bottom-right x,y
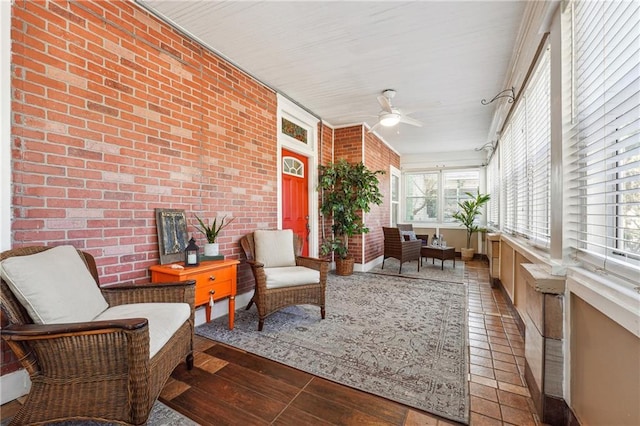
240,229 -> 329,331
0,245 -> 195,425
382,226 -> 423,273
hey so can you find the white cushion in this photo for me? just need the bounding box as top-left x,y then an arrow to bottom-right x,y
254,229 -> 296,268
0,246 -> 109,324
93,303 -> 190,358
401,230 -> 418,241
264,266 -> 320,289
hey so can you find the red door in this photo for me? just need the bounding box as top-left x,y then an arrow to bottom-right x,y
282,149 -> 309,256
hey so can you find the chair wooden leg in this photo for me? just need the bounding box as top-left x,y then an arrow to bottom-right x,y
321,307 -> 326,319
245,297 -> 254,310
381,258 -> 385,270
398,262 -> 402,274
186,353 -> 194,370
258,319 -> 264,331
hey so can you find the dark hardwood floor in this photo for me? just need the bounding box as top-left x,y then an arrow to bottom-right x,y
161,336 -> 456,425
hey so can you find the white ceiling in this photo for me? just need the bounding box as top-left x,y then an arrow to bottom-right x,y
137,1 -> 528,157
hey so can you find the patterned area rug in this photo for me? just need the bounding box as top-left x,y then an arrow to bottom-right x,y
369,257 -> 465,283
196,272 -> 469,424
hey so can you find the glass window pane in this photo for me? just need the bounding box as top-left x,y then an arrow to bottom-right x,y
443,170 -> 480,222
405,173 -> 438,222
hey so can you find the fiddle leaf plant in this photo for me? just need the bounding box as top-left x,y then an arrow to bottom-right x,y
318,159 -> 384,258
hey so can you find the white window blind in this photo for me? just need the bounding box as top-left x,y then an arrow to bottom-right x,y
567,0 -> 640,274
498,47 -> 551,246
501,124 -> 516,234
527,50 -> 551,246
487,145 -> 500,228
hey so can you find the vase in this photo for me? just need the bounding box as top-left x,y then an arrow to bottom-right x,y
204,243 -> 219,256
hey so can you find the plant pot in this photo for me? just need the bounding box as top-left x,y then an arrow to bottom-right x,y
461,247 -> 475,261
204,243 -> 219,256
335,257 -> 354,276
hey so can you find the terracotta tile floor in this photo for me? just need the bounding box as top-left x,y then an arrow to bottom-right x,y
0,259 -> 542,425
465,260 -> 542,425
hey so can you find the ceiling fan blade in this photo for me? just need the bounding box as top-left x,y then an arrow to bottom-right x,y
377,95 -> 393,113
399,115 -> 423,127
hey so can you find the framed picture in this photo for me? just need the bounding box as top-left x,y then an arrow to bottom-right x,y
155,208 -> 189,264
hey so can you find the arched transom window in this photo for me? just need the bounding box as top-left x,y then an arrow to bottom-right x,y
283,156 -> 304,177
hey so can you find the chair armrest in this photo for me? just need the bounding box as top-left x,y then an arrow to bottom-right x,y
1,319 -> 150,378
101,280 -> 196,307
1,318 -> 148,340
245,260 -> 267,291
296,256 -> 329,272
246,259 -> 265,268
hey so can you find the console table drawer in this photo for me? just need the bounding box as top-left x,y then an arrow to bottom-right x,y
149,259 -> 239,329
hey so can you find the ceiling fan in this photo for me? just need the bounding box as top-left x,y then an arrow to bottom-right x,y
368,89 -> 423,133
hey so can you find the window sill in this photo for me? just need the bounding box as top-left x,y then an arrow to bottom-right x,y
566,267 -> 640,339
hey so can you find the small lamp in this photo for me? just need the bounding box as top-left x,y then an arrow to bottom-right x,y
185,237 -> 199,266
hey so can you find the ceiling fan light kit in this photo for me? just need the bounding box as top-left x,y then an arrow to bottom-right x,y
368,89 -> 423,133
379,112 -> 401,127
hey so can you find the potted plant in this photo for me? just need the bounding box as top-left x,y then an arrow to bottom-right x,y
194,214 -> 235,256
318,159 -> 384,275
451,191 -> 491,261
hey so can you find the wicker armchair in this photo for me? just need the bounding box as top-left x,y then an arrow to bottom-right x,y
0,246 -> 195,425
240,229 -> 329,331
382,226 -> 423,273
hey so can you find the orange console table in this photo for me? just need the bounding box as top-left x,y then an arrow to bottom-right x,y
150,259 -> 240,329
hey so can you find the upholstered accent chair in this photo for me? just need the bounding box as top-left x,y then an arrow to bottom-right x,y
382,226 -> 423,273
0,245 -> 195,426
240,229 -> 329,331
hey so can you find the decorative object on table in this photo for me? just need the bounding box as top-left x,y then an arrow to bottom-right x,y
318,159 -> 384,275
194,214 -> 235,256
452,191 -> 491,261
239,229 -> 329,331
197,272 -> 469,424
201,254 -> 224,261
155,208 -> 189,264
184,237 -> 199,266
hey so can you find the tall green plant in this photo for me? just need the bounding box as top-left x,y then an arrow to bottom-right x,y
451,191 -> 491,248
318,159 -> 384,258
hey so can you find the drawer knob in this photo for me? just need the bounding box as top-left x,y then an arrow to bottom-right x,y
209,275 -> 216,281
209,290 -> 215,295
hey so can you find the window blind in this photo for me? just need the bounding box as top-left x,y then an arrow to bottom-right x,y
497,47 -> 551,246
567,0 -> 640,274
527,49 -> 551,247
487,145 -> 500,228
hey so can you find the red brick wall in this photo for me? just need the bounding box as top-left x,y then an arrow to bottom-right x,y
318,122 -> 334,259
364,134 -> 400,264
330,125 -> 398,265
333,126 -> 364,262
6,0 -> 278,375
